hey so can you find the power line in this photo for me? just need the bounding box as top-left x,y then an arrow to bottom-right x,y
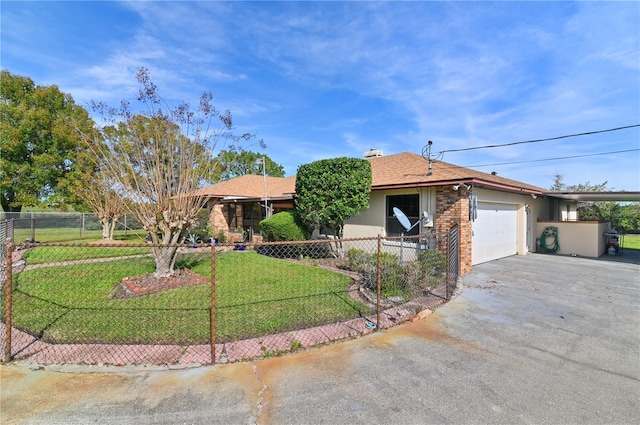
464,148 -> 640,168
439,124 -> 640,154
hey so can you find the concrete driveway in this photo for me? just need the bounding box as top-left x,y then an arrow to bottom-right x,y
2,253 -> 639,424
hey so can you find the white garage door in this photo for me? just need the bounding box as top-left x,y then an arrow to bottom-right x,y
472,202 -> 518,265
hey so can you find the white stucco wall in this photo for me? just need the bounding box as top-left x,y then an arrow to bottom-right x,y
559,201 -> 578,221
343,188 -> 436,238
536,221 -> 611,257
343,186 -> 551,256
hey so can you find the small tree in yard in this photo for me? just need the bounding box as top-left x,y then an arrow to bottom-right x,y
61,147 -> 127,241
82,177 -> 127,241
80,68 -> 262,277
295,157 -> 371,244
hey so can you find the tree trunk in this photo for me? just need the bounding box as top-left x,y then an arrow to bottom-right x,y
333,225 -> 345,258
101,220 -> 111,240
101,218 -> 117,240
152,245 -> 180,278
0,198 -> 21,213
109,219 -> 117,239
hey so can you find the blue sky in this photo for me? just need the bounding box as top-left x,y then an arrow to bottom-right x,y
2,1 -> 639,190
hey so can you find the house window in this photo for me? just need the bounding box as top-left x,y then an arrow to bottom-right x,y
243,202 -> 263,220
243,202 -> 264,233
386,194 -> 420,236
227,204 -> 238,229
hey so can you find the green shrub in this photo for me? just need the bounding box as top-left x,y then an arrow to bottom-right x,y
346,248 -> 403,294
258,211 -> 309,258
418,249 -> 447,278
260,211 -> 308,242
378,252 -> 404,293
346,248 -> 446,298
347,248 -> 371,272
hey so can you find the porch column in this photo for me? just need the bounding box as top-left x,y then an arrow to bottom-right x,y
435,186 -> 472,275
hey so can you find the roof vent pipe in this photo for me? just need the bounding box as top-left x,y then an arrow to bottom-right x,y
364,149 -> 383,158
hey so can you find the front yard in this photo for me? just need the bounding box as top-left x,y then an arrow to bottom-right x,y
6,249 -> 371,344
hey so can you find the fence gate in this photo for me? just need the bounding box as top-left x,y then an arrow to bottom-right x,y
446,224 -> 459,300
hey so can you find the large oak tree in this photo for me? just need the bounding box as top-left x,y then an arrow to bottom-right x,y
215,149 -> 285,180
0,70 -> 94,212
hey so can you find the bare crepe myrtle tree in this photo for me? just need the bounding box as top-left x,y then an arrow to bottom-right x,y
62,144 -> 127,241
82,67 -> 263,277
84,177 -> 127,241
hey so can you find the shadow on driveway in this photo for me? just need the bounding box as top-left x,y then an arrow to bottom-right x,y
595,248 -> 640,265
2,253 -> 638,424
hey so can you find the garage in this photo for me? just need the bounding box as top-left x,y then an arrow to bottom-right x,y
472,202 -> 518,265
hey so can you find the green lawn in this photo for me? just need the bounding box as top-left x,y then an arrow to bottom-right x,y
22,244 -> 152,264
12,227 -> 148,243
6,251 -> 370,345
622,234 -> 640,251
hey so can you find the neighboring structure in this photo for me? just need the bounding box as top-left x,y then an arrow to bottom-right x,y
192,151 -> 629,275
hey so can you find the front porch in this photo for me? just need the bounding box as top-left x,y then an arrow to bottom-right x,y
207,199 -> 295,242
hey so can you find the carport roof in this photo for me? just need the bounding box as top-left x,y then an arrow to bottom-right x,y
542,191 -> 640,202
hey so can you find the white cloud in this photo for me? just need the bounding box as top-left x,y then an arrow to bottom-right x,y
2,1 -> 637,190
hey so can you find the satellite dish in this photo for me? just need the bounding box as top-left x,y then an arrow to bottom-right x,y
393,207 -> 412,232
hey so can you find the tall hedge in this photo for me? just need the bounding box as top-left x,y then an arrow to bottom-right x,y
294,157 -> 372,239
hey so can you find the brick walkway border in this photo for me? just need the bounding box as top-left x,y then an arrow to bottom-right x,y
2,293 -> 444,366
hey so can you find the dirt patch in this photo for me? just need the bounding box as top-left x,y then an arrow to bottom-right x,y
112,268 -> 208,298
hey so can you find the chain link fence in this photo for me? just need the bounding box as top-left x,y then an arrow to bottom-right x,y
0,219 -> 13,269
0,213 -> 144,243
2,231 -> 458,366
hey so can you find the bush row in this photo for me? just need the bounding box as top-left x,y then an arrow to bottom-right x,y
347,248 -> 446,297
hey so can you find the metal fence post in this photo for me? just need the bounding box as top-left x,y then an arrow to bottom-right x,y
376,234 -> 382,329
446,233 -> 451,301
4,240 -> 13,363
30,215 -> 35,242
210,244 -> 217,364
445,224 -> 459,301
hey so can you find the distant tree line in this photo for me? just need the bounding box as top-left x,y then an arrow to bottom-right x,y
551,174 -> 640,233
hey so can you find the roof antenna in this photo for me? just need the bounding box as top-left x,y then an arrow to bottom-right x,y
421,140 -> 444,176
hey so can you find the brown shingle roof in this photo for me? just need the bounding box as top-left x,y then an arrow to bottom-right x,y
192,152 -> 546,200
191,174 -> 296,199
367,152 -> 547,193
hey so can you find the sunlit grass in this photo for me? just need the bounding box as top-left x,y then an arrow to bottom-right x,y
12,227 -> 147,243
622,234 -> 640,251
22,245 -> 153,264
5,251 -> 369,344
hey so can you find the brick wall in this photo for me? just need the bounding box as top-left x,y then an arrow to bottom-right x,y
209,203 -> 227,231
436,186 -> 472,275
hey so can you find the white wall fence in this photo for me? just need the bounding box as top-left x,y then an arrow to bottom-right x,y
536,220 -> 611,258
